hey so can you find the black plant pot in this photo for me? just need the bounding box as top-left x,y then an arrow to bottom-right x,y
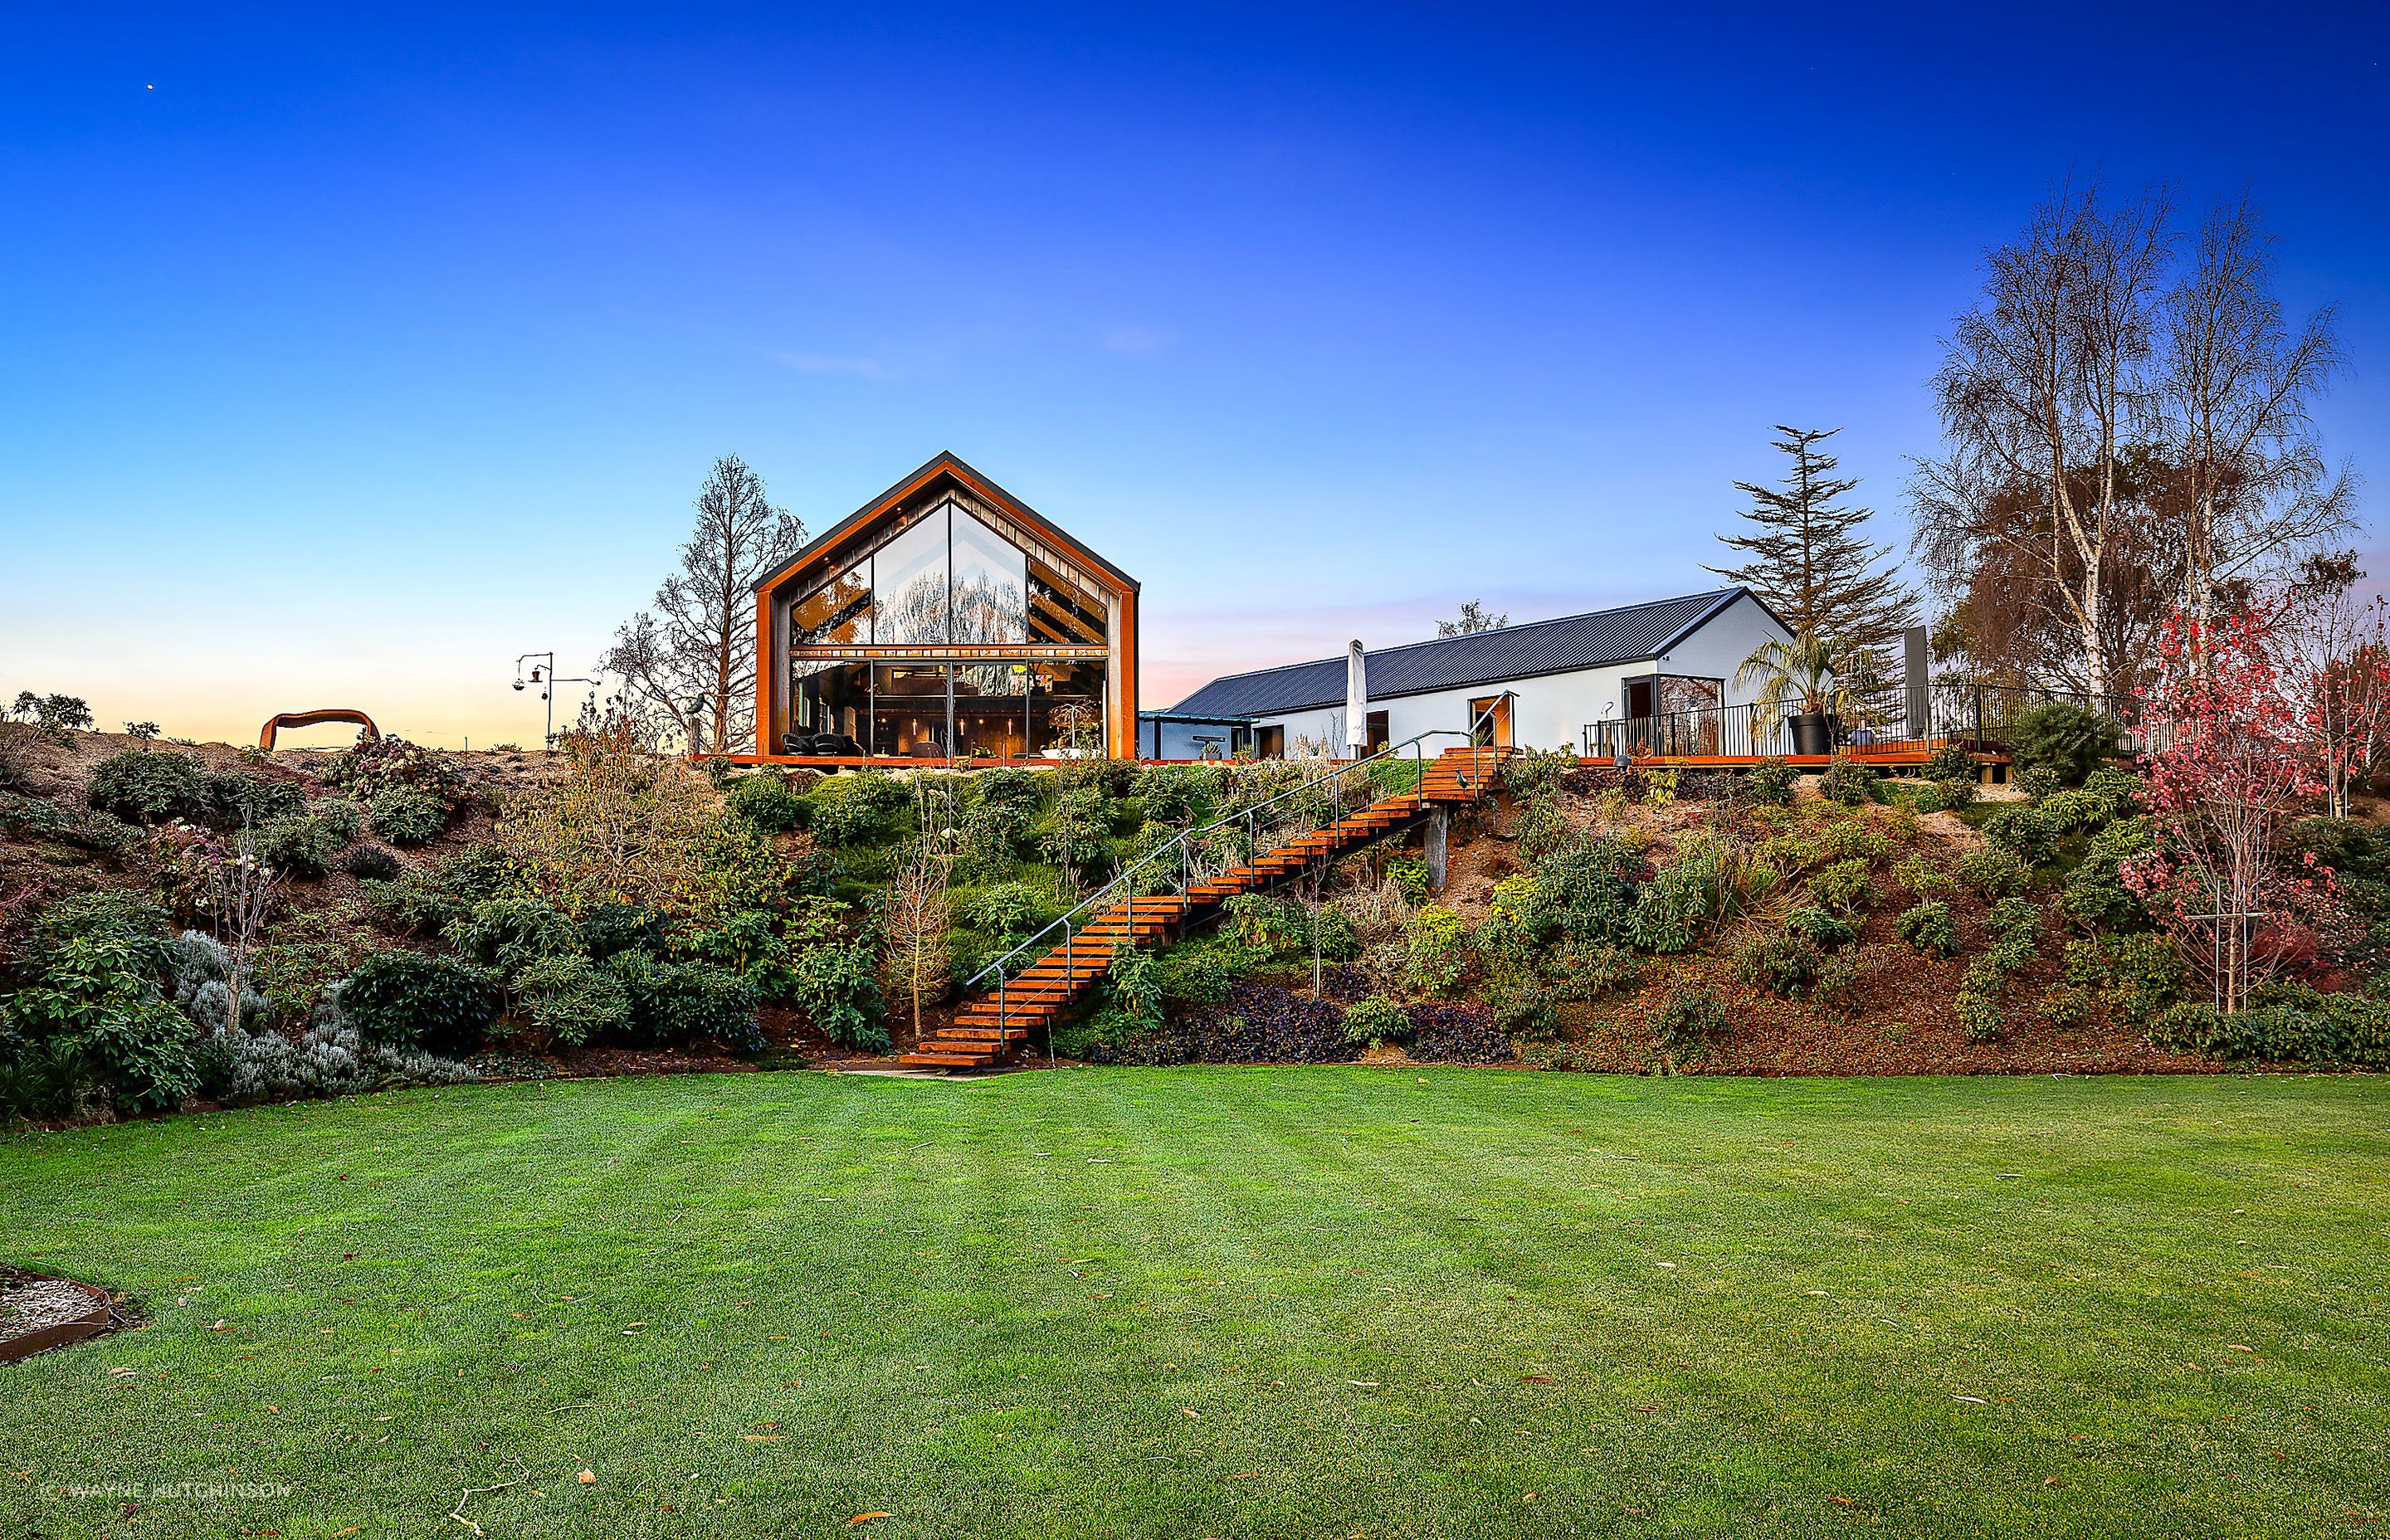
1790,712 -> 1836,756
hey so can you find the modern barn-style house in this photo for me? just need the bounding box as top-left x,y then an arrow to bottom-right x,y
1154,587 -> 1797,758
752,453 -> 1141,760
746,457 -> 1932,772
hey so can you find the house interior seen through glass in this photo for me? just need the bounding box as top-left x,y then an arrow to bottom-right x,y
783,497 -> 1111,757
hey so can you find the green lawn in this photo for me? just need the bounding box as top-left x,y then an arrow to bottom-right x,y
3,1070 -> 2386,1539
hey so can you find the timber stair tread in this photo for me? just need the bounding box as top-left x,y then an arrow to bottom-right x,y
907,750 -> 1510,1071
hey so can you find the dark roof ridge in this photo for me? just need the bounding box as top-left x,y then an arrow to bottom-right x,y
1188,586 -> 1747,689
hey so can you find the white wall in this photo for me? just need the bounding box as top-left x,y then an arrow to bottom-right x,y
1242,593 -> 1792,758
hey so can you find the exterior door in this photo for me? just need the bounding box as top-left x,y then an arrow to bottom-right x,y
1467,695 -> 1513,748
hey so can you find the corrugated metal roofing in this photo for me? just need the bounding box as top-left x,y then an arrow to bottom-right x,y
1167,587 -> 1753,719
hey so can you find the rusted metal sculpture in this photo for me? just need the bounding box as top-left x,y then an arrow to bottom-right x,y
257,709 -> 381,751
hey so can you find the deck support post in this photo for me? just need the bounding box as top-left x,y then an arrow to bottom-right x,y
1427,808 -> 1448,893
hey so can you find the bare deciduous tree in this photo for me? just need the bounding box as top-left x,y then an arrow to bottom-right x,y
2162,196 -> 2354,636
604,456 -> 807,755
1436,601 -> 1508,637
205,821 -> 278,1036
1913,183 -> 2175,698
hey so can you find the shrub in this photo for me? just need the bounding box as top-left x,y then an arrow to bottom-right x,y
1748,757 -> 1797,806
1786,906 -> 1856,949
1893,853 -> 1954,899
1487,974 -> 1559,1037
802,771 -> 912,846
343,846 -> 402,880
1104,946 -> 1164,1033
1933,775 -> 1978,811
1406,907 -> 1469,996
1815,818 -> 1890,865
1893,899 -> 1958,958
1536,836 -> 1645,943
1627,841 -> 1741,953
509,954 -> 632,1047
0,932 -> 197,1110
725,771 -> 808,832
1986,896 -> 2042,962
1513,790 -> 1574,863
255,802 -> 361,880
1958,846 -> 2031,899
575,902 -> 666,960
7,690 -> 93,743
1979,804 -> 2058,866
1342,996 -> 1412,1047
2012,763 -> 2065,801
1818,755 -> 1878,807
1652,983 -> 1727,1054
444,896 -> 578,981
1387,854 -> 1432,905
323,735 -> 465,807
2148,983 -> 2390,1067
2061,816 -> 2157,932
1549,939 -> 1641,999
2079,767 -> 2144,821
604,953 -> 763,1051
1957,963 -> 2003,1043
2008,701 -> 2123,786
1807,858 -> 1874,914
360,846 -> 513,937
85,748 -> 208,824
1154,938 -> 1248,1005
954,882 -> 1050,936
2043,985 -> 2093,1030
206,770 -> 307,827
336,952 -> 499,1054
497,720 -> 726,918
367,785 -> 448,846
777,912 -> 884,1050
2063,933 -> 2184,1023
1922,742 -> 1976,784
1039,786 -> 1112,872
1731,930 -> 1824,997
210,1018 -> 474,1106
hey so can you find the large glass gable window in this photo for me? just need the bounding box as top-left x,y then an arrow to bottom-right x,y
793,498 -> 1054,647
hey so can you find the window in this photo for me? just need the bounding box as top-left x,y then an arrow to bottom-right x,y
872,513 -> 949,646
949,508 -> 1028,644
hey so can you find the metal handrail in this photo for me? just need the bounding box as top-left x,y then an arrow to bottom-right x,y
976,702 -> 1505,1053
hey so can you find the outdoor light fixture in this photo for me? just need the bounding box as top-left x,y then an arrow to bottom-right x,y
511,652 -> 597,748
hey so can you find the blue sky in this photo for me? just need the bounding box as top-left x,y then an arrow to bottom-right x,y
3,3 -> 2384,746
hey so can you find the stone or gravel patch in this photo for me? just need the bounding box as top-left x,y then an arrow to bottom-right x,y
1,1275 -> 103,1342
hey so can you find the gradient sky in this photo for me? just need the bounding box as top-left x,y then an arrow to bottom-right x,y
3,3 -> 2384,748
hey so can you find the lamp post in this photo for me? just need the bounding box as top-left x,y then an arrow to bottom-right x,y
512,652 -> 599,749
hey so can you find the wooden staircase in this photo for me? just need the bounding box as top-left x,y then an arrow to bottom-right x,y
897,745 -> 1510,1070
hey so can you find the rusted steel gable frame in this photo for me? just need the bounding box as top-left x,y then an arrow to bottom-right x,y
752,452 -> 1140,757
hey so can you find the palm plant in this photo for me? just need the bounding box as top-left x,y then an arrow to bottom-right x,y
1736,630 -> 1857,723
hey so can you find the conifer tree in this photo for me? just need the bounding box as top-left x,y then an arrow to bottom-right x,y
1708,426 -> 1917,655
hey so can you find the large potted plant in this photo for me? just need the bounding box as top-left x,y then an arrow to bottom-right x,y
1736,630 -> 1853,756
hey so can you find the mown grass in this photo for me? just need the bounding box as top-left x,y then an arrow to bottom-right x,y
2,1069 -> 2386,1538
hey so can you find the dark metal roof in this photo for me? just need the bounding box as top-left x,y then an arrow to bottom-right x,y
1167,587 -> 1758,719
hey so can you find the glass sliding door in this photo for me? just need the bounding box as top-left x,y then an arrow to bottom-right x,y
870,663 -> 949,757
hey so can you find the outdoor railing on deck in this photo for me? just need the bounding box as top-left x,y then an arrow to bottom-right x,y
1584,680 -> 2164,763
965,701 -> 1504,1062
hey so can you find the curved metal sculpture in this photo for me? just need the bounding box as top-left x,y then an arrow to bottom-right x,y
257,709 -> 382,752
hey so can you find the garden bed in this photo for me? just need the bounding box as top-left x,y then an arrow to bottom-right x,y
0,1269 -> 119,1363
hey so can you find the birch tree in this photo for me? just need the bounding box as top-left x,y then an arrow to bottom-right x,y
2162,196 -> 2353,636
1912,184 -> 2173,699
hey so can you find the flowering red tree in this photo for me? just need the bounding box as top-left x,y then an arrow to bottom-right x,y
2123,612 -> 2332,1012
2274,558 -> 2390,817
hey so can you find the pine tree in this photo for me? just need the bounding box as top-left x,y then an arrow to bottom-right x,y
1707,426 -> 1917,655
